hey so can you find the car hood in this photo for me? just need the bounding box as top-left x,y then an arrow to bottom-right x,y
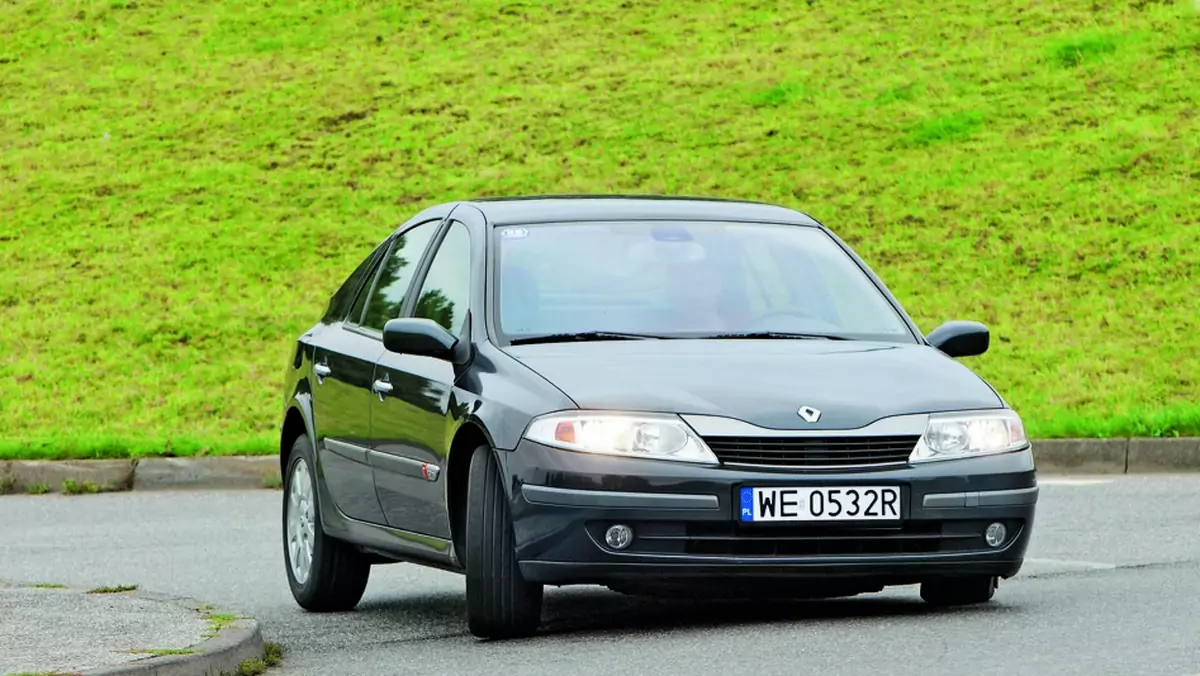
503,339 -> 1004,430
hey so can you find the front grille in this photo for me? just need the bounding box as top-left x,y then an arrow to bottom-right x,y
683,522 -> 977,557
704,435 -> 920,468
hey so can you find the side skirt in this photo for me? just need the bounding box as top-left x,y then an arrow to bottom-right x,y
321,501 -> 464,574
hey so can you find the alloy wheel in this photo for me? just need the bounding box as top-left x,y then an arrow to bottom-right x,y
286,458 -> 316,585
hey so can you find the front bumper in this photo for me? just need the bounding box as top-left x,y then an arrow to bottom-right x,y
501,440 -> 1038,587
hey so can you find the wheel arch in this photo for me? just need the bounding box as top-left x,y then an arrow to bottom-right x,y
446,419 -> 496,562
280,395 -> 316,478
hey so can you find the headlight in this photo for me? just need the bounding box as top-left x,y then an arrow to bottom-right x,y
524,411 -> 719,465
909,409 -> 1028,462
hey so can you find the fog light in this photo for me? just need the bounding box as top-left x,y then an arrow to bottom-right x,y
605,524 -> 634,550
985,522 -> 1007,548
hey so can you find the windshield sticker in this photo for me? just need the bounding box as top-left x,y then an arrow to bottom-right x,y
500,227 -> 529,239
651,225 -> 693,242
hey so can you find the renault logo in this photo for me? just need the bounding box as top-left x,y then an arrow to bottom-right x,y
797,406 -> 821,423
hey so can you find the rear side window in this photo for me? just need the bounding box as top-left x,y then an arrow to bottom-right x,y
360,220 -> 441,331
324,238 -> 389,323
347,257 -> 376,325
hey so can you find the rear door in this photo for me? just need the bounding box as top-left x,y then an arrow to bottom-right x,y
369,216 -> 477,537
311,219 -> 444,525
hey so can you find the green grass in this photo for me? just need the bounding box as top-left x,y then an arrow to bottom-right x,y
0,435 -> 275,461
1,0 -> 1198,456
86,584 -> 137,594
263,642 -> 284,666
221,642 -> 284,676
60,479 -> 100,495
204,612 -> 240,638
908,111 -> 984,146
1049,34 -> 1121,68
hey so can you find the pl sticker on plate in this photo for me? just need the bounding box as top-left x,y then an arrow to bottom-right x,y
500,227 -> 529,239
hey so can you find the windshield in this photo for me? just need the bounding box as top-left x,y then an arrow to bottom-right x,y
492,220 -> 916,343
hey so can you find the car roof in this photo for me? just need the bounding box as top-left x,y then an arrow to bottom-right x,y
458,194 -> 822,227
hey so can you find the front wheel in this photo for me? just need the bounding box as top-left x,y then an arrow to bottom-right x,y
464,444 -> 543,639
283,434 -> 371,612
920,576 -> 998,606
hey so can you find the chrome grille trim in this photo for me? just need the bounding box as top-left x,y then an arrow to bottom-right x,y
681,413 -> 930,438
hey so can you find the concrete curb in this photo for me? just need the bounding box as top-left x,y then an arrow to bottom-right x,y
1034,437 -> 1200,474
2,438 -> 1199,494
0,457 -> 280,494
0,459 -> 136,494
2,581 -> 267,676
1126,437 -> 1200,473
131,457 -> 281,491
1032,439 -> 1129,474
81,595 -> 265,676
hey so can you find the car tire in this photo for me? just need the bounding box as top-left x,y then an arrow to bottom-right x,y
283,434 -> 371,612
919,576 -> 998,606
464,444 -> 543,639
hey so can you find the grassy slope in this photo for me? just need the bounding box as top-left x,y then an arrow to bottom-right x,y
1,0 -> 1198,459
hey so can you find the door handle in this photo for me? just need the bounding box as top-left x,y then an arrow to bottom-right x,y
372,378 -> 393,400
313,362 -> 331,384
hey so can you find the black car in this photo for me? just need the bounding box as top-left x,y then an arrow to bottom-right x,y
278,195 -> 1038,639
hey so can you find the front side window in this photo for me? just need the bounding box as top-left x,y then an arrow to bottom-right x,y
493,220 -> 915,342
412,221 -> 471,336
359,220 -> 441,331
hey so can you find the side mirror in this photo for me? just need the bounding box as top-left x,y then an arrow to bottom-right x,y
382,318 -> 458,359
926,320 -> 989,358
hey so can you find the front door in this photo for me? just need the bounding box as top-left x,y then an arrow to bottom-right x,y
370,219 -> 473,537
311,332 -> 386,524
315,217 -> 444,526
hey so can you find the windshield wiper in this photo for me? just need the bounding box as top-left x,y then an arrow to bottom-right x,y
508,331 -> 671,345
694,331 -> 852,341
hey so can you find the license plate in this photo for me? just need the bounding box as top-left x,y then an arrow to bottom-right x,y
739,486 -> 901,522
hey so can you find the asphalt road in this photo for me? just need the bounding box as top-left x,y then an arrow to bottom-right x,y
3,475 -> 1199,676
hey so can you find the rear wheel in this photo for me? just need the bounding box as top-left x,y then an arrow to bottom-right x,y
920,576 -> 997,606
464,444 -> 543,639
283,434 -> 371,612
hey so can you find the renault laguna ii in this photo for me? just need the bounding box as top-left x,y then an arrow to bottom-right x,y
277,195 -> 1038,639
